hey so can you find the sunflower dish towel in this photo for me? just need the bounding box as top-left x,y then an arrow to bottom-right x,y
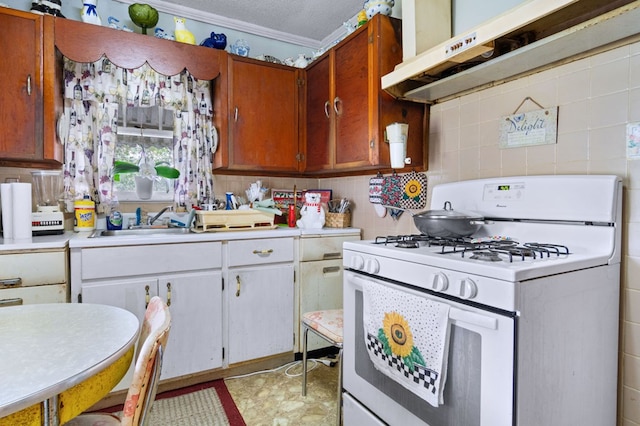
362,280 -> 451,407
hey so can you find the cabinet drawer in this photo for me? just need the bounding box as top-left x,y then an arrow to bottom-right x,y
81,242 -> 222,280
0,251 -> 67,286
0,283 -> 68,306
227,237 -> 294,267
299,235 -> 360,262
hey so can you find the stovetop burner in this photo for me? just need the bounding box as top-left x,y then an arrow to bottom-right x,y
470,251 -> 503,262
374,235 -> 570,263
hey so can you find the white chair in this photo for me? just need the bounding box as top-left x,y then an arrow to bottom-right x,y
66,296 -> 171,426
301,309 -> 343,426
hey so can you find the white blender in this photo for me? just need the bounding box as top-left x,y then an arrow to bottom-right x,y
31,170 -> 65,235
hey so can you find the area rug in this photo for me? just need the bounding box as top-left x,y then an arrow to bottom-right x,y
108,379 -> 245,426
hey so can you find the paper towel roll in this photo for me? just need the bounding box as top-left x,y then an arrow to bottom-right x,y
1,183 -> 13,239
389,141 -> 406,168
11,183 -> 32,240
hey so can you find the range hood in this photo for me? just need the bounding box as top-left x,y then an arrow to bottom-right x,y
382,0 -> 640,103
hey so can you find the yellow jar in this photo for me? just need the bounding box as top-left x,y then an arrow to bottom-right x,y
74,198 -> 95,232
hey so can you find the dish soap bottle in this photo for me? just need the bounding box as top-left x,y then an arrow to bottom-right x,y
106,197 -> 123,230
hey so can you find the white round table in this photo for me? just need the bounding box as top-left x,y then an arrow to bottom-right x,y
0,303 -> 139,425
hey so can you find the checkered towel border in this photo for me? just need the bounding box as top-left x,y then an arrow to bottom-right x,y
366,333 -> 438,394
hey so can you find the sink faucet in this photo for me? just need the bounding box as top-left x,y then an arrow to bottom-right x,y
149,205 -> 173,225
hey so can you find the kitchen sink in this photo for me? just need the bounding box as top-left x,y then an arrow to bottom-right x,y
89,227 -> 193,238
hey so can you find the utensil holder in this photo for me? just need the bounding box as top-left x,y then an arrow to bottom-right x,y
325,212 -> 351,228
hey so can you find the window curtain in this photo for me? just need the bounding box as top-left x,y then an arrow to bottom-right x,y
60,57 -> 215,213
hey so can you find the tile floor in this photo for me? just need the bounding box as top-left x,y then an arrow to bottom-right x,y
224,359 -> 340,425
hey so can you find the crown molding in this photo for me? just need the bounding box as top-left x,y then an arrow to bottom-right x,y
114,0 -> 336,49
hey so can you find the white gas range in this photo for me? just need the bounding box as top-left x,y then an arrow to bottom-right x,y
342,175 -> 622,426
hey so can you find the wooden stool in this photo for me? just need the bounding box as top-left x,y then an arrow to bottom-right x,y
301,309 -> 343,426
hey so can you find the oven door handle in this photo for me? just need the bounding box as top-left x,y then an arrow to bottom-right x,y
348,274 -> 499,330
449,307 -> 498,330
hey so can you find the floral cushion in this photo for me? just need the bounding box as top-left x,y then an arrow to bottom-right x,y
302,309 -> 343,344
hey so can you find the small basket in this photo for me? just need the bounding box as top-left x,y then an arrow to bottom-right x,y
325,212 -> 351,228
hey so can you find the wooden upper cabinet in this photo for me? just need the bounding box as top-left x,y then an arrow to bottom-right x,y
0,8 -> 61,167
304,55 -> 332,172
304,14 -> 426,174
213,55 -> 301,174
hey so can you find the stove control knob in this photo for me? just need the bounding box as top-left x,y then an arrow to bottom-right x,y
459,278 -> 478,299
350,255 -> 365,270
364,258 -> 380,274
431,272 -> 449,292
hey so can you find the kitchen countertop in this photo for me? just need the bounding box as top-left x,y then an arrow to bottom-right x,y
0,232 -> 71,251
0,227 -> 361,251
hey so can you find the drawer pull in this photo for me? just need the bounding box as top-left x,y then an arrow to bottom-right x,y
145,285 -> 150,308
322,252 -> 341,259
0,278 -> 22,287
166,282 -> 172,306
235,275 -> 241,297
252,249 -> 274,255
322,266 -> 341,274
0,298 -> 23,308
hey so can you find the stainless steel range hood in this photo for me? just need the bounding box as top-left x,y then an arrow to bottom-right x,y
382,0 -> 640,103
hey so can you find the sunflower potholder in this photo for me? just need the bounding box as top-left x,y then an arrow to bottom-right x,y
399,171 -> 427,209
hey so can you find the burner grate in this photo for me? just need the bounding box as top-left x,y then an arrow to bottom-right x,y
373,235 -> 571,262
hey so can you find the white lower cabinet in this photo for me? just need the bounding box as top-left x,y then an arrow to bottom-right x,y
225,237 -> 295,365
81,270 -> 223,380
0,249 -> 69,306
226,264 -> 294,364
71,241 -> 223,389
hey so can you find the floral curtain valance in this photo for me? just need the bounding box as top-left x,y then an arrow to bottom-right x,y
60,56 -> 216,213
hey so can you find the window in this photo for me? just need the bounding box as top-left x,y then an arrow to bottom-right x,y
114,105 -> 176,202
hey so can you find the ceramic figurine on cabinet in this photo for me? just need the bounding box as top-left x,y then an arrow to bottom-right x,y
296,192 -> 325,229
200,32 -> 227,50
81,0 -> 102,25
31,0 -> 65,16
154,27 -> 175,40
230,39 -> 250,57
174,17 -> 196,45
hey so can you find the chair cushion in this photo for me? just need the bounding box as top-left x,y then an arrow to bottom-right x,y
302,309 -> 343,344
65,413 -> 121,425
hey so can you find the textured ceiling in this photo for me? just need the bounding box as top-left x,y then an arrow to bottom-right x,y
149,0 -> 366,47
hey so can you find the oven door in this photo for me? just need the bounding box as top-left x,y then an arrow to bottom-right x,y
343,270 -> 516,426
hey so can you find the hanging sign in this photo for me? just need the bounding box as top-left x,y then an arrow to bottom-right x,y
499,106 -> 558,148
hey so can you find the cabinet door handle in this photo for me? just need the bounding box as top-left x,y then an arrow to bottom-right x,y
166,282 -> 172,306
235,275 -> 241,297
322,252 -> 341,259
27,75 -> 32,96
324,101 -> 330,118
145,284 -> 150,308
252,249 -> 274,255
234,107 -> 238,122
0,298 -> 23,308
322,266 -> 341,274
333,97 -> 342,115
0,278 -> 22,287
